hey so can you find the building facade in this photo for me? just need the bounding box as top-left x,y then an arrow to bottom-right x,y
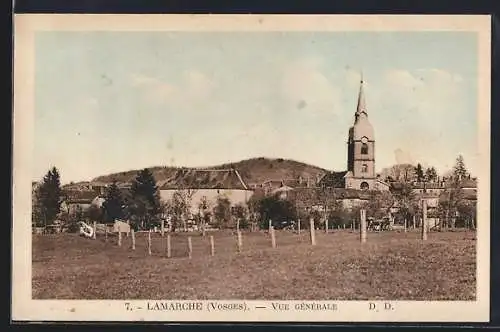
158,168 -> 254,217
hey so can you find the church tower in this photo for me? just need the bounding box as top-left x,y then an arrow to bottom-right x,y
346,77 -> 376,190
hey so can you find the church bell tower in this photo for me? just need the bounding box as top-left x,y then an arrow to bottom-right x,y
346,77 -> 376,190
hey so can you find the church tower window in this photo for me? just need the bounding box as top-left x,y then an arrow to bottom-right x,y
361,164 -> 368,173
361,143 -> 368,155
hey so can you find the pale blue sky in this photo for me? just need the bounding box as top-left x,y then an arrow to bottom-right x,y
34,31 -> 478,184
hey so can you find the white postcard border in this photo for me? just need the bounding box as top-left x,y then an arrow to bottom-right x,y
12,14 -> 491,322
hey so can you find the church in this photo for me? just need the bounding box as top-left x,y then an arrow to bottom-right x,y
318,78 -> 390,191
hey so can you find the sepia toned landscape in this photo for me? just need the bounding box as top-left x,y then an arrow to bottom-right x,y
33,230 -> 475,300
30,29 -> 480,302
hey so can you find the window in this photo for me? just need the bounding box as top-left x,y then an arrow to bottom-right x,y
361,164 -> 368,173
360,182 -> 369,190
361,143 -> 368,155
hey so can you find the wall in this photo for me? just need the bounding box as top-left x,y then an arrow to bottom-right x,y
159,189 -> 254,215
353,141 -> 375,178
345,177 -> 376,191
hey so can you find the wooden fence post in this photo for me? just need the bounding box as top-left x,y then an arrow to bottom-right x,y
237,230 -> 243,252
161,219 -> 165,237
166,234 -> 171,258
309,218 -> 316,246
93,222 -> 97,240
268,219 -> 272,233
118,231 -> 122,247
421,200 -> 428,241
148,229 -> 152,255
210,235 -> 215,256
271,226 -> 276,248
360,209 -> 367,243
105,227 -> 108,242
325,218 -> 329,234
131,229 -> 135,250
297,219 -> 301,234
188,236 -> 193,259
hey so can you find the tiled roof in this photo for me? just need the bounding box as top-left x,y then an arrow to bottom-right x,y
318,171 -> 348,188
158,168 -> 250,190
288,187 -> 370,203
63,189 -> 100,202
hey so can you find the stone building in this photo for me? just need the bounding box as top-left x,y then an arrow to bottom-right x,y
319,78 -> 390,192
158,168 -> 254,216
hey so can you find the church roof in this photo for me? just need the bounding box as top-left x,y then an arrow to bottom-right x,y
351,79 -> 374,140
356,77 -> 367,117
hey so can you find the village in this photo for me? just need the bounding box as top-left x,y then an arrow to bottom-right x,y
30,77 -> 478,303
31,79 -> 478,237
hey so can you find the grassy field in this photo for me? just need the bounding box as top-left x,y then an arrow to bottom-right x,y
32,229 -> 476,300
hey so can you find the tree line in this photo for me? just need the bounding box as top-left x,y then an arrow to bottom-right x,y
32,155 -> 476,232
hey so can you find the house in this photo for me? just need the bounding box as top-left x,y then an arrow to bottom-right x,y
63,181 -> 108,194
158,168 -> 254,217
286,187 -> 370,213
60,189 -> 102,214
389,177 -> 478,228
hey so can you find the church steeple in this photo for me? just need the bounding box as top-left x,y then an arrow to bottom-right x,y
355,75 -> 367,120
346,73 -> 376,190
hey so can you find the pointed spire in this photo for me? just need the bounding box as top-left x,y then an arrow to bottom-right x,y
355,73 -> 367,118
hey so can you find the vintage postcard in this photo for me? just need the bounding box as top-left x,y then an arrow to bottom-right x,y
12,14 -> 491,322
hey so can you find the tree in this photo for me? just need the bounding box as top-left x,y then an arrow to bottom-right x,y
32,185 -> 44,227
328,204 -> 350,228
390,182 -> 417,229
425,167 -> 438,182
87,204 -> 104,223
36,167 -> 63,227
232,203 -> 249,229
128,169 -> 161,229
453,155 -> 469,181
213,196 -> 232,229
165,189 -> 196,232
439,181 -> 465,229
196,195 -> 211,233
457,199 -> 477,229
380,164 -> 416,183
415,163 -> 424,182
364,191 -> 395,220
255,196 -> 296,229
102,182 -> 124,223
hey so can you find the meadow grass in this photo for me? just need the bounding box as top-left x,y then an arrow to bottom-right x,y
32,229 -> 476,300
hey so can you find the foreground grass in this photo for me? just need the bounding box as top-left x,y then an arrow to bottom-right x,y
32,230 -> 476,300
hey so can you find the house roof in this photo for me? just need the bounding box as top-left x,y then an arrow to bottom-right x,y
271,185 -> 295,194
158,168 -> 250,190
318,171 -> 348,188
64,199 -> 94,205
392,178 -> 478,191
289,187 -> 371,204
63,189 -> 101,202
